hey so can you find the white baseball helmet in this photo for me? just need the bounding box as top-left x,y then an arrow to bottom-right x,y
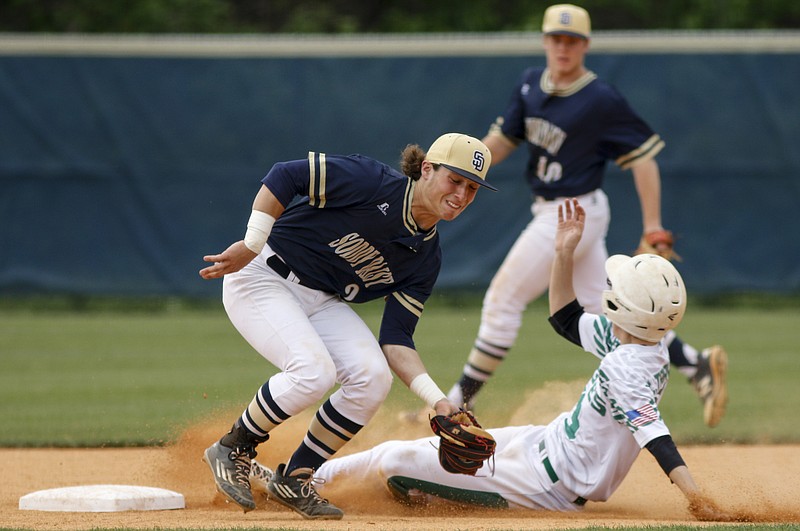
601,254 -> 687,342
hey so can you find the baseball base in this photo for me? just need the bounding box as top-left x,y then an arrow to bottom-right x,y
19,484 -> 184,512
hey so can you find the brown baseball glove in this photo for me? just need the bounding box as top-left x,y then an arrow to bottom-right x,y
429,410 -> 496,476
635,229 -> 681,262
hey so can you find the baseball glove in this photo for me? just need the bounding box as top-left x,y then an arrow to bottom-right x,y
635,229 -> 681,262
429,410 -> 496,476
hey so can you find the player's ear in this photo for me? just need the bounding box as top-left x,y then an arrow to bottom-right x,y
420,160 -> 435,180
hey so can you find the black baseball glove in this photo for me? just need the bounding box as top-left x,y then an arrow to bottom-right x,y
429,410 -> 496,476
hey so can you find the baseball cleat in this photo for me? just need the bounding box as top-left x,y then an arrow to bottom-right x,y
202,441 -> 256,512
249,459 -> 274,493
267,464 -> 343,520
691,345 -> 728,427
387,476 -> 433,506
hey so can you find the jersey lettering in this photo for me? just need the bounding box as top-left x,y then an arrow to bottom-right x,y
525,117 -> 566,155
653,364 -> 670,396
329,233 -> 395,288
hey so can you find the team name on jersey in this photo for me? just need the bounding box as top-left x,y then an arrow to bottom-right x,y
653,364 -> 670,397
525,117 -> 567,155
329,233 -> 395,287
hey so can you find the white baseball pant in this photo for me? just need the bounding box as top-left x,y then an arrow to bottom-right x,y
478,189 -> 610,348
316,424 -> 585,511
221,247 -> 393,427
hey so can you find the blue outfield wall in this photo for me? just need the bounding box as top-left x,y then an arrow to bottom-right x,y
1,36 -> 799,298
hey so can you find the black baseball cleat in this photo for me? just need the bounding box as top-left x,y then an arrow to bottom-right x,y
267,464 -> 344,520
203,441 -> 256,512
202,421 -> 267,512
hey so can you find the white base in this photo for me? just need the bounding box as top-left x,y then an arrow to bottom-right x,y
19,484 -> 185,512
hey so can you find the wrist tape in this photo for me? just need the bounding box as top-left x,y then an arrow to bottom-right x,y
410,373 -> 447,410
243,210 -> 276,254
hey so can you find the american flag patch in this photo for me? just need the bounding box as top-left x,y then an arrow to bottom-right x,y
625,404 -> 659,427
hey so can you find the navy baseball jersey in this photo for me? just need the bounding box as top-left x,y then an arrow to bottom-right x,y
263,152 -> 441,349
496,67 -> 665,200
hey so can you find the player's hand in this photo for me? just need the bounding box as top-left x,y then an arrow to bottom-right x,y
555,198 -> 585,254
686,491 -> 736,522
433,398 -> 460,417
635,229 -> 681,262
199,240 -> 258,279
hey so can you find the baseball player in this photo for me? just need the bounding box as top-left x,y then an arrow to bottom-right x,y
267,199 -> 732,521
198,133 -> 497,519
446,3 -> 727,427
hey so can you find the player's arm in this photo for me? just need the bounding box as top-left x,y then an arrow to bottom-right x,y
549,198 -> 584,314
381,343 -> 457,416
548,199 -> 587,345
646,435 -> 733,521
199,185 -> 286,279
200,155 -> 324,280
481,130 -> 517,166
631,158 -> 664,234
379,289 -> 458,416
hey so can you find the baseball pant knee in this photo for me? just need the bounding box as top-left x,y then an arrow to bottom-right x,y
270,355 -> 338,413
331,356 -> 393,424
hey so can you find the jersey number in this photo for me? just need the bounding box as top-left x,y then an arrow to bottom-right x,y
564,380 -> 607,439
564,390 -> 584,439
536,156 -> 563,183
343,283 -> 360,301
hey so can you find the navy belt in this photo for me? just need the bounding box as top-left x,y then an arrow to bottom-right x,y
538,440 -> 587,506
535,189 -> 599,206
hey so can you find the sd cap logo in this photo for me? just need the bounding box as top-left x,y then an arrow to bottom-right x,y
472,151 -> 485,172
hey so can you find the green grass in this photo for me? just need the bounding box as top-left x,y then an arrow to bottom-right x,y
1,294 -> 798,446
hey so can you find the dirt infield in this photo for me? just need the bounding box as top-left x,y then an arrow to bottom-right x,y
4,389 -> 800,530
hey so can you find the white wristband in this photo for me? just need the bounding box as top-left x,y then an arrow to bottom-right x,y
409,373 -> 447,410
243,210 -> 276,254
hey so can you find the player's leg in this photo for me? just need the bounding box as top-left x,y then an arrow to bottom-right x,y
282,299 -> 391,473
664,332 -> 728,427
570,190 -> 610,315
318,425 -> 577,511
266,298 -> 391,519
448,204 -> 556,409
204,259 -> 338,513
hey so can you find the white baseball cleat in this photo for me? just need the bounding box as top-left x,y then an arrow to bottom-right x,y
249,459 -> 274,493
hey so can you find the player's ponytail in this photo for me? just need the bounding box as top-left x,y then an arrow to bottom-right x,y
400,144 -> 426,181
